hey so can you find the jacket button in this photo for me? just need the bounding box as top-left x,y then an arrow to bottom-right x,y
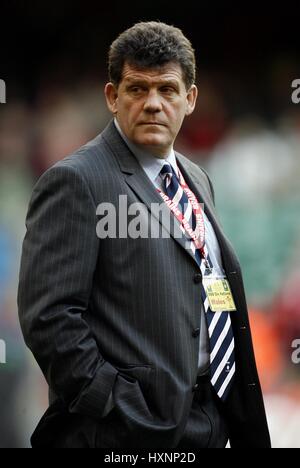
192,383 -> 199,392
194,273 -> 202,284
192,328 -> 200,338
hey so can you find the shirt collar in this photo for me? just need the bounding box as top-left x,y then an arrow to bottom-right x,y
114,118 -> 178,185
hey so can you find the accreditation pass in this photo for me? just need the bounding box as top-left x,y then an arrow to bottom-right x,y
202,276 -> 237,312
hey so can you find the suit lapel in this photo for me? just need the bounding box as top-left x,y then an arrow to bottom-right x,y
101,120 -> 236,272
176,155 -> 239,275
125,172 -> 198,259
102,121 -> 199,266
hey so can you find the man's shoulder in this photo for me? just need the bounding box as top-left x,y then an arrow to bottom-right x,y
176,152 -> 214,199
176,152 -> 205,177
31,125 -> 121,204
53,132 -> 109,174
43,124 -> 119,184
47,119 -> 123,177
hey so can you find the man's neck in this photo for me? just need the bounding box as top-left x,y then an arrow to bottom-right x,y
114,118 -> 173,160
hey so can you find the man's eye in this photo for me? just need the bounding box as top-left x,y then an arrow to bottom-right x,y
161,87 -> 176,94
129,87 -> 144,94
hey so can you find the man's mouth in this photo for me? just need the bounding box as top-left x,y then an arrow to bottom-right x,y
139,122 -> 165,126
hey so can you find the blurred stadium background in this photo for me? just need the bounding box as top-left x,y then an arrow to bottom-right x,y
0,2 -> 300,447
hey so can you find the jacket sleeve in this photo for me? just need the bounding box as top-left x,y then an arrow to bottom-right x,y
18,163 -> 118,419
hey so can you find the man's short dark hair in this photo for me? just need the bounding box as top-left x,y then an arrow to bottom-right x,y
108,21 -> 196,90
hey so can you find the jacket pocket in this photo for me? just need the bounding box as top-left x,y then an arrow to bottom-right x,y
114,364 -> 154,393
95,365 -> 155,448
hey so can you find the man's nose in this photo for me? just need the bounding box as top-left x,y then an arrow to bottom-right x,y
143,90 -> 163,113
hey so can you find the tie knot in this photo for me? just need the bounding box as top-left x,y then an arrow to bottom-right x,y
160,163 -> 174,181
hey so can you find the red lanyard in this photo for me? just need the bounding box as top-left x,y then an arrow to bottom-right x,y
157,169 -> 206,257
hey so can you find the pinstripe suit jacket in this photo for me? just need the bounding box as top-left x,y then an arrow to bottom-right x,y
18,120 -> 271,448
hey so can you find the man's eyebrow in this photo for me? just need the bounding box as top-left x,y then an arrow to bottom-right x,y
125,79 -> 148,86
124,78 -> 180,87
158,80 -> 180,88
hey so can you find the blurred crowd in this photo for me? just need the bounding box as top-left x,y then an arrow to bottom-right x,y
0,65 -> 300,447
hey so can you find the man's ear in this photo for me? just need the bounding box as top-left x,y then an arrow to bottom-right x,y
185,84 -> 198,116
104,82 -> 118,114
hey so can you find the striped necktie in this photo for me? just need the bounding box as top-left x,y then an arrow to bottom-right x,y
160,163 -> 235,401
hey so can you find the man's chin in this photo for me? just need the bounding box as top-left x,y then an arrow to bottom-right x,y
137,140 -> 169,157
134,133 -> 168,150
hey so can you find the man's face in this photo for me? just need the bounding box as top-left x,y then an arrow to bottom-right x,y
105,62 -> 197,158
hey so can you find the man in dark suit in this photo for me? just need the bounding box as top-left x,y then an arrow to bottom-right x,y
18,21 -> 271,448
